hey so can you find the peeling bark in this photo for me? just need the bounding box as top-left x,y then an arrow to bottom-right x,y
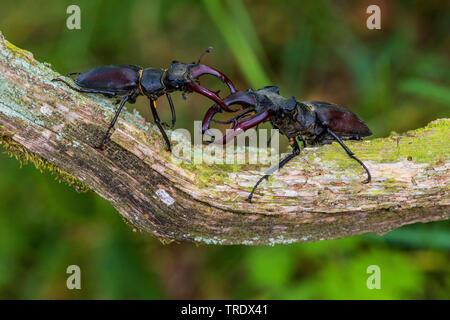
0,32 -> 448,245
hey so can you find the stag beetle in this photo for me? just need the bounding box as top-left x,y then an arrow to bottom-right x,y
203,86 -> 372,202
52,48 -> 236,151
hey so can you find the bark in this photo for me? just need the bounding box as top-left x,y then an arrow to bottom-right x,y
0,32 -> 448,245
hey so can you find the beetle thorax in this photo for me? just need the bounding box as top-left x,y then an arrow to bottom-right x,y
140,68 -> 166,98
270,103 -> 317,138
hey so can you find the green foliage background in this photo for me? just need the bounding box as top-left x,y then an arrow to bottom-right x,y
0,0 -> 449,299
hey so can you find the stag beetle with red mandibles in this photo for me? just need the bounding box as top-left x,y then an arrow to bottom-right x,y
52,48 -> 236,151
202,86 -> 372,202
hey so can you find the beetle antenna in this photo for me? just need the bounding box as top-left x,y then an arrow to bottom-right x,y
197,47 -> 213,64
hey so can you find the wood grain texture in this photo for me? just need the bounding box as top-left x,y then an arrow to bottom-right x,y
0,32 -> 448,245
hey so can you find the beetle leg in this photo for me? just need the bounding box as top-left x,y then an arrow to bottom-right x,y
149,98 -> 172,152
65,72 -> 81,78
247,139 -> 301,202
267,123 -> 279,148
51,78 -> 117,96
215,111 -> 271,145
201,91 -> 258,134
206,108 -> 255,140
212,108 -> 256,125
202,103 -> 243,135
162,93 -> 176,129
96,96 -> 130,149
189,64 -> 236,95
326,128 -> 371,184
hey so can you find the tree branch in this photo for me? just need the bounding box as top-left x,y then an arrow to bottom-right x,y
0,32 -> 448,245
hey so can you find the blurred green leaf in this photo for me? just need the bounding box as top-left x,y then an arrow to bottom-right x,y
226,0 -> 270,68
202,0 -> 271,88
399,79 -> 450,106
91,229 -> 161,299
245,247 -> 294,289
366,225 -> 450,250
300,249 -> 425,299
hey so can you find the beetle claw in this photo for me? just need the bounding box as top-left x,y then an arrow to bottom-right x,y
162,122 -> 174,129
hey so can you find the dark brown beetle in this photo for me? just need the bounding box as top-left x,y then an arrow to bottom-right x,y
203,86 -> 372,202
52,48 -> 236,151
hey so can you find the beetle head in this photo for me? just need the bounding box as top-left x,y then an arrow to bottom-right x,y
163,61 -> 192,90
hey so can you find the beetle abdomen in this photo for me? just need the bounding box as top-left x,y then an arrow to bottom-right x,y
305,101 -> 372,137
75,65 -> 141,92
